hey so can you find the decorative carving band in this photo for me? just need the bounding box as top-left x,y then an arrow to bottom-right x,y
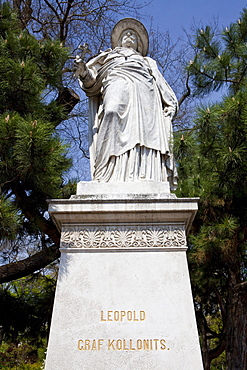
60,224 -> 186,249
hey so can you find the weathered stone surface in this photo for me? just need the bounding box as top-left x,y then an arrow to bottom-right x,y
45,189 -> 203,369
76,180 -> 171,196
48,182 -> 198,232
45,249 -> 203,369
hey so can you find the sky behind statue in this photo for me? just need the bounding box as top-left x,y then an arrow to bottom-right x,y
144,0 -> 247,40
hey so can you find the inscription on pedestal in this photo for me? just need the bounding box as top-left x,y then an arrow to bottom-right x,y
78,338 -> 168,351
100,310 -> 146,321
77,310 -> 170,352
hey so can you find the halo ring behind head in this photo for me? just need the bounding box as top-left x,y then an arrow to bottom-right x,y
111,18 -> 149,56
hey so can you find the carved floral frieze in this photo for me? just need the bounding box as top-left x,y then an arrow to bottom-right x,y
60,225 -> 186,249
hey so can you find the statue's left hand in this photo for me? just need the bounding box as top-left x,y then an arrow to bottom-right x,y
163,107 -> 174,118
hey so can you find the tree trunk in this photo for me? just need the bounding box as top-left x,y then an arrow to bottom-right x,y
196,308 -> 211,370
225,279 -> 247,370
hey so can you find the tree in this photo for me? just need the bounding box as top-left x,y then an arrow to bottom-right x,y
0,273 -> 56,345
175,8 -> 247,369
0,2 -> 78,283
0,272 -> 56,367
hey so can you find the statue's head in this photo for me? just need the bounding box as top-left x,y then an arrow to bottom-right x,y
111,18 -> 149,56
120,29 -> 139,51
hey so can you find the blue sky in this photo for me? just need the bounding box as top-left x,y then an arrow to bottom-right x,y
143,0 -> 247,41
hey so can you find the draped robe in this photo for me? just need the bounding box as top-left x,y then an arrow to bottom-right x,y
81,47 -> 178,190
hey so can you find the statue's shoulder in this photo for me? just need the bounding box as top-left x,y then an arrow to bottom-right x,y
87,48 -> 112,67
144,56 -> 158,68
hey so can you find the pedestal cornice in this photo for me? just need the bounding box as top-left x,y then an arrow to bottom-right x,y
48,194 -> 199,235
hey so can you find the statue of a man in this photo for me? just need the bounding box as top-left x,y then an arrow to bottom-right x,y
75,18 -> 178,190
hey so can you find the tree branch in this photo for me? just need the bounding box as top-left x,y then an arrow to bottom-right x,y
0,243 -> 60,283
178,72 -> 191,107
209,335 -> 226,361
0,180 -> 61,283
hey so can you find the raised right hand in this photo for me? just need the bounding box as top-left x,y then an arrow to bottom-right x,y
73,55 -> 88,79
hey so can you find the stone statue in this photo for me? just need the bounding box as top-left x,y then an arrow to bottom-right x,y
74,18 -> 178,190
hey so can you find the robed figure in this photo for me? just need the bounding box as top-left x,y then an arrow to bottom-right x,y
75,18 -> 178,191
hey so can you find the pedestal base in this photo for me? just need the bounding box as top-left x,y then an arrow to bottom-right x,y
45,184 -> 203,369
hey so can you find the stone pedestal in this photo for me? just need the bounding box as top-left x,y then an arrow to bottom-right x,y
45,182 -> 203,369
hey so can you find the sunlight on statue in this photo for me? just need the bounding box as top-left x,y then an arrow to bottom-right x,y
74,18 -> 178,191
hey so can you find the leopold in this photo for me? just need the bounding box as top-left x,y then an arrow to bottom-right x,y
101,310 -> 146,322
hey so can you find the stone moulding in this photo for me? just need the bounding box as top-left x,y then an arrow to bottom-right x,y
47,196 -> 199,235
60,224 -> 187,250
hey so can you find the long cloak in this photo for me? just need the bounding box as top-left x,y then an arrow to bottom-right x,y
81,47 -> 178,189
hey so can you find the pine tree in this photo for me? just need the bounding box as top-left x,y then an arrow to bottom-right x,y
175,8 -> 247,370
0,2 -> 78,282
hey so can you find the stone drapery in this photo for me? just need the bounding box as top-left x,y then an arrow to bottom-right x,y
81,47 -> 178,190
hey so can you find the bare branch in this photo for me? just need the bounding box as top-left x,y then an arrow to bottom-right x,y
178,72 -> 191,107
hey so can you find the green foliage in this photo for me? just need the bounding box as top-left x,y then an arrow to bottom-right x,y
0,2 -> 74,243
0,195 -> 21,239
0,342 -> 45,369
177,7 -> 247,367
0,274 -> 54,368
177,91 -> 247,219
0,17 -> 68,114
0,113 -> 70,198
176,90 -> 247,278
0,275 -> 56,345
188,7 -> 247,95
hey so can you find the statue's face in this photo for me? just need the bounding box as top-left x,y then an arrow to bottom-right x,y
121,29 -> 138,50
